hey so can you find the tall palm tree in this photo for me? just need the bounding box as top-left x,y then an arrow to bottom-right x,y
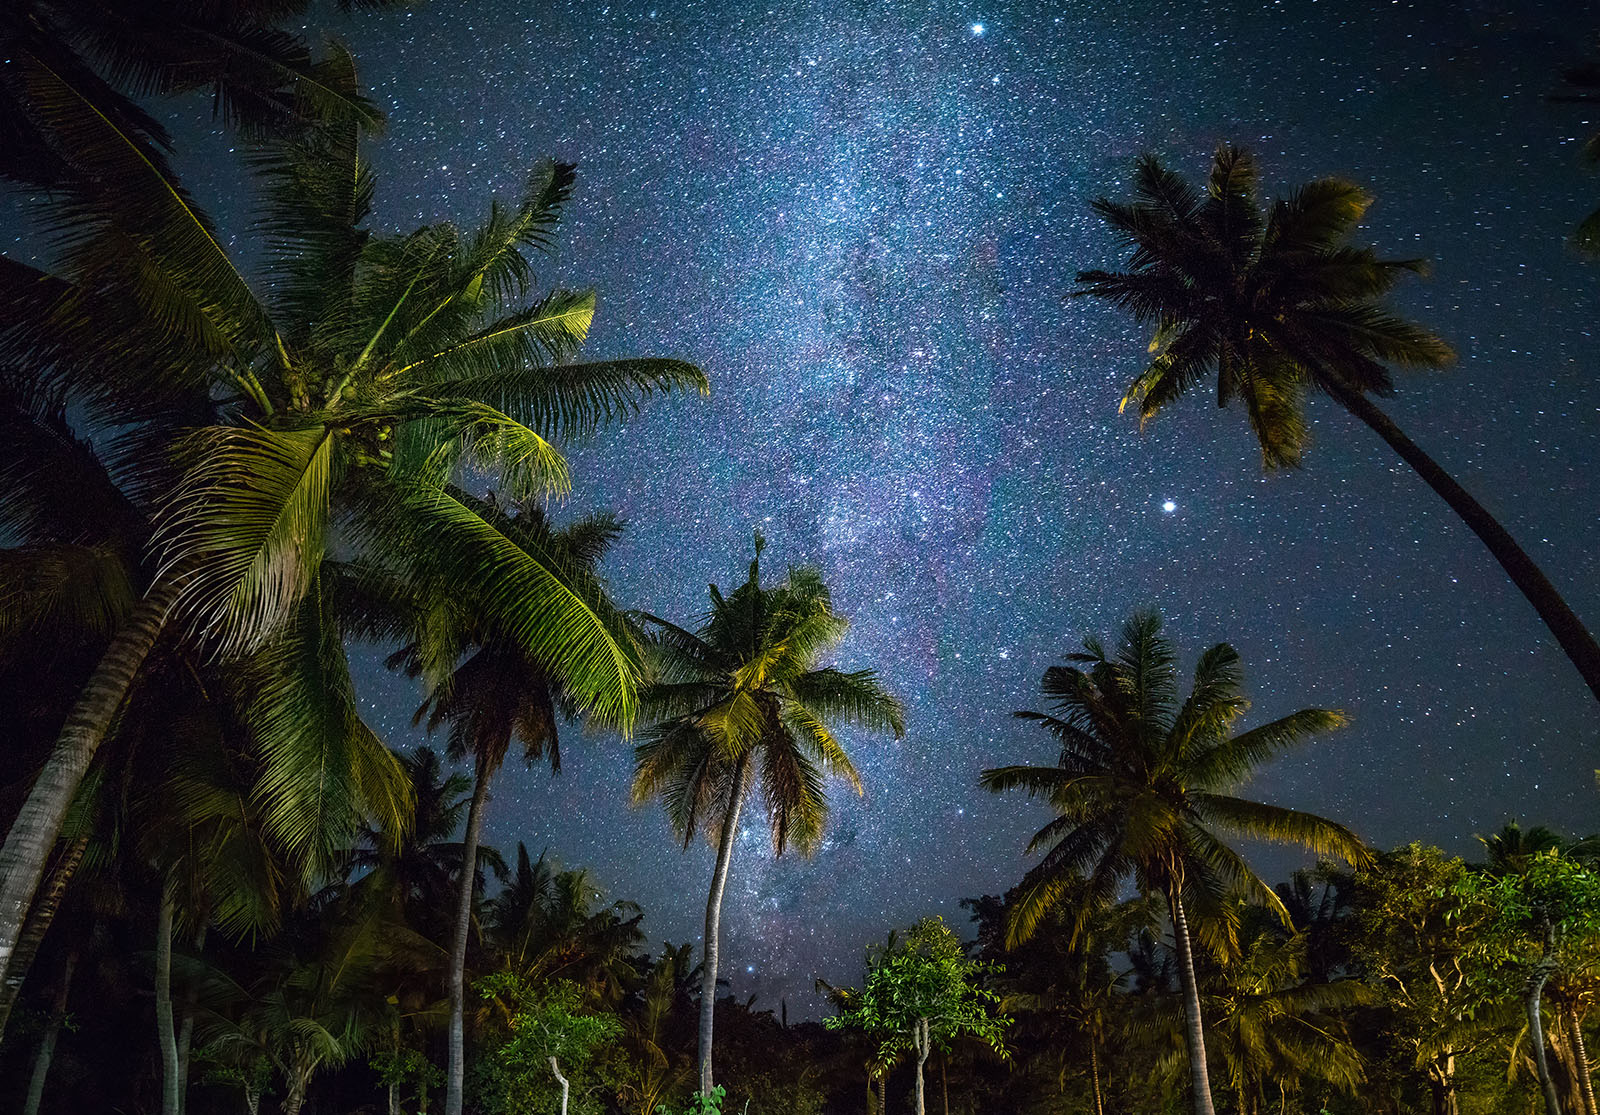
631,536 -> 906,1097
980,609 -> 1372,1115
396,506 -> 631,1115
1075,146 -> 1600,703
0,59 -> 706,989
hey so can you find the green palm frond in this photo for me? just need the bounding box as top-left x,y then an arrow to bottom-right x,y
155,424 -> 336,657
14,35 -> 266,352
781,704 -> 863,793
1192,793 -> 1371,869
415,356 -> 709,441
0,543 -> 136,645
235,583 -> 412,884
1187,707 -> 1347,787
359,484 -> 642,722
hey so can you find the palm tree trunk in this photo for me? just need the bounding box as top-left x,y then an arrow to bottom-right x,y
156,898 -> 181,1115
445,758 -> 491,1115
697,752 -> 751,1098
942,1049 -> 949,1115
1090,1038 -> 1105,1115
1332,383 -> 1600,703
551,1055 -> 570,1115
1568,1002 -> 1598,1115
1167,888 -> 1217,1115
21,949 -> 75,1115
0,832 -> 88,1041
176,926 -> 206,1115
0,580 -> 177,990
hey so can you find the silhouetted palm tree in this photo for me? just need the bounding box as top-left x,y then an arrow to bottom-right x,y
393,506 -> 632,1115
632,536 -> 905,1097
1076,146 -> 1600,703
981,610 -> 1371,1115
0,66 -> 705,992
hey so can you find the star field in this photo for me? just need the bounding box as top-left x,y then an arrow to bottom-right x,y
106,0 -> 1600,1014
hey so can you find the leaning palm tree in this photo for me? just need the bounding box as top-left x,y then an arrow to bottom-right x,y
980,609 -> 1372,1115
0,54 -> 706,991
631,536 -> 906,1098
1075,146 -> 1600,703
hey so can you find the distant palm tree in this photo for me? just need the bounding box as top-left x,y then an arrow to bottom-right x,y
1196,911 -> 1368,1115
981,610 -> 1372,1115
0,65 -> 705,993
632,536 -> 905,1097
486,844 -> 644,1003
1076,146 -> 1600,703
395,506 -> 631,1115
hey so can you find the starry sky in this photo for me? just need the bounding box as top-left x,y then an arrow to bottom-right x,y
334,0 -> 1600,1015
25,0 -> 1600,1014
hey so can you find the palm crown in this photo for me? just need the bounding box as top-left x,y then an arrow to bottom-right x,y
981,610 -> 1371,951
631,537 -> 906,857
1076,145 -> 1453,469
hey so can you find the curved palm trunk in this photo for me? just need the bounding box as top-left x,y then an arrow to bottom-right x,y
157,898 -> 181,1115
444,759 -> 491,1115
21,949 -> 74,1115
698,753 -> 751,1098
1167,889 -> 1217,1115
0,580 -> 177,989
1332,384 -> 1600,703
0,832 -> 88,1041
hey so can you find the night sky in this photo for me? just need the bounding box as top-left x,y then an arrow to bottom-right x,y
19,0 -> 1600,1014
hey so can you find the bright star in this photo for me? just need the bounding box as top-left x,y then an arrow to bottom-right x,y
970,22 -> 985,36
1162,500 -> 1177,513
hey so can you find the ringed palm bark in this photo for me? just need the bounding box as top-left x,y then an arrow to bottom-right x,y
980,609 -> 1372,1115
396,506 -> 633,1115
1076,145 -> 1600,703
631,536 -> 906,1098
0,55 -> 706,994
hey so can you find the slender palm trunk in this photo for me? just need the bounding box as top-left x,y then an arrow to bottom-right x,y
942,1049 -> 949,1115
0,581 -> 177,990
1168,888 -> 1217,1115
176,926 -> 205,1115
0,832 -> 88,1041
1090,1037 -> 1105,1115
1569,1003 -> 1598,1115
445,759 -> 491,1115
21,949 -> 75,1115
697,753 -> 751,1098
156,898 -> 181,1115
913,1016 -> 930,1115
551,1055 -> 570,1115
1333,384 -> 1600,703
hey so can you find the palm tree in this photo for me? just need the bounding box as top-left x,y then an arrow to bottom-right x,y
980,609 -> 1372,1115
396,506 -> 631,1115
0,63 -> 706,990
1195,910 -> 1368,1115
631,536 -> 906,1097
1075,146 -> 1600,703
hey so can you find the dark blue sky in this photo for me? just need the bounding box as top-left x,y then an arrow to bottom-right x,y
338,0 -> 1600,1013
12,0 -> 1596,1014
